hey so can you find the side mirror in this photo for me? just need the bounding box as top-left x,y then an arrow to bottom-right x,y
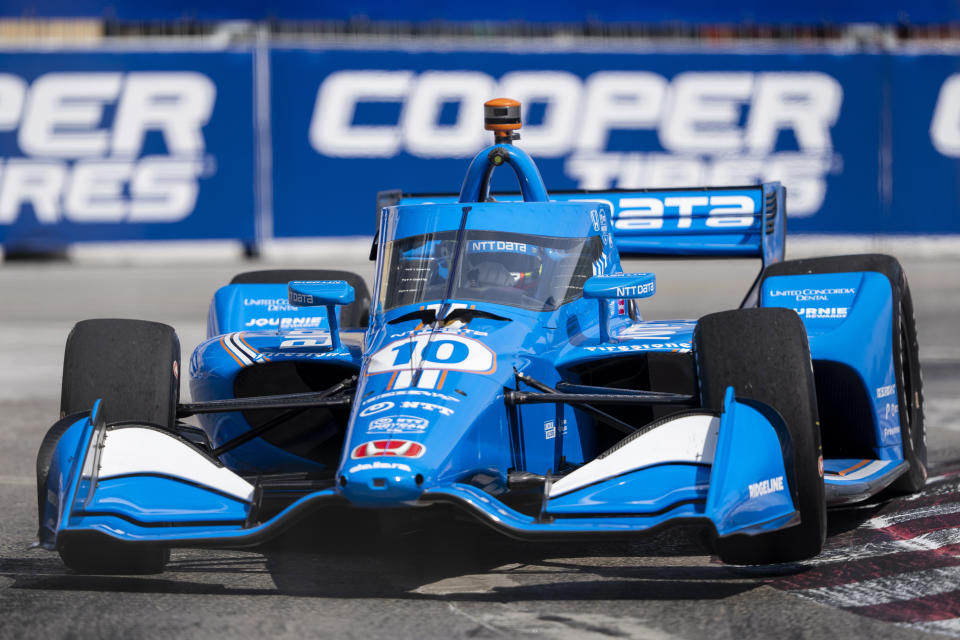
287,280 -> 355,350
288,280 -> 355,307
583,273 -> 656,300
582,273 -> 656,343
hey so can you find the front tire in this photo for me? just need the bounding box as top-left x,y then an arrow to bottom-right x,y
52,318 -> 180,573
60,319 -> 180,426
58,533 -> 169,575
696,307 -> 826,564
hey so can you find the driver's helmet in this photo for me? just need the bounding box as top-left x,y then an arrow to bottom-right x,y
465,238 -> 542,290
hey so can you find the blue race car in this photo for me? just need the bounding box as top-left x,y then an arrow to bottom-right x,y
36,99 -> 924,572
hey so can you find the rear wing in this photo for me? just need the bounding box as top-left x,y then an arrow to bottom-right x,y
377,183 -> 786,268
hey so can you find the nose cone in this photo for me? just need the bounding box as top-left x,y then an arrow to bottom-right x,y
339,456 -> 424,506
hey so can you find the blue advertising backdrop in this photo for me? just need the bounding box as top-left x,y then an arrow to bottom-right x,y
0,51 -> 257,249
270,47 -> 960,237
2,45 -> 960,247
2,0 -> 954,24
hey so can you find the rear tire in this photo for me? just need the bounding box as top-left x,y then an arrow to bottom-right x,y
763,255 -> 926,494
54,318 -> 179,573
230,269 -> 371,329
696,307 -> 826,564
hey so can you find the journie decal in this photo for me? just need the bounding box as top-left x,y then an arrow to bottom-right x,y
793,307 -> 849,320
243,317 -> 325,329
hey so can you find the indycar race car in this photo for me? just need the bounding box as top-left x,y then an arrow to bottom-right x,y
35,98 -> 925,572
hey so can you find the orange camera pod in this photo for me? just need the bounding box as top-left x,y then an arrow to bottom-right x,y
484,98 -> 521,142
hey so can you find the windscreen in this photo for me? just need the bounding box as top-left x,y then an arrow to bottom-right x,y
380,230 -> 602,312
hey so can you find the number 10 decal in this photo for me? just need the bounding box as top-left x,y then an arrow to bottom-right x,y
366,334 -> 496,375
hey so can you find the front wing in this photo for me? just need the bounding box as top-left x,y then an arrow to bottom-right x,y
38,389 -> 799,551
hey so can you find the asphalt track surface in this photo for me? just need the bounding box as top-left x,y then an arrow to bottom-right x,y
0,250 -> 958,639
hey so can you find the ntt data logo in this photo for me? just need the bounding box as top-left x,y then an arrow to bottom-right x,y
0,72 -> 216,225
309,69 -> 844,216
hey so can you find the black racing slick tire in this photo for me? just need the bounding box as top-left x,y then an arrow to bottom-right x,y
36,412 -> 87,528
55,318 -> 179,574
763,254 -> 926,494
231,269 -> 371,329
60,319 -> 180,427
58,533 -> 170,575
695,307 -> 826,565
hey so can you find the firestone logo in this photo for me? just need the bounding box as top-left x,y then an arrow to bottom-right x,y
310,69 -> 843,216
0,72 -> 216,225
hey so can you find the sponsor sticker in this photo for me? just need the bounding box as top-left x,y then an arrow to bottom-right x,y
367,415 -> 429,434
877,384 -> 896,399
619,323 -> 691,339
282,317 -> 324,329
884,402 -> 900,419
266,351 -> 347,359
584,343 -> 691,353
289,291 -> 314,306
358,401 -> 394,417
468,240 -> 533,254
770,287 -> 855,302
351,439 -> 426,459
279,330 -> 332,349
793,307 -> 849,320
349,461 -> 412,473
399,400 -> 454,417
615,282 -> 656,298
389,326 -> 488,338
544,419 -> 568,440
245,317 -> 280,328
244,317 -> 325,329
748,475 -> 785,499
245,298 -> 297,312
361,389 -> 460,405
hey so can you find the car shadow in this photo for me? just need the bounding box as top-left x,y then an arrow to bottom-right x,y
257,508 -> 789,601
3,500 -> 885,600
0,552 -> 276,596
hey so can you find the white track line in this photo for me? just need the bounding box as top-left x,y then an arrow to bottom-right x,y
901,618 -> 960,637
794,565 -> 960,608
865,502 -> 960,529
812,527 -> 960,565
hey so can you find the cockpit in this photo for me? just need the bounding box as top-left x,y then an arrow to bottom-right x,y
380,229 -> 602,312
